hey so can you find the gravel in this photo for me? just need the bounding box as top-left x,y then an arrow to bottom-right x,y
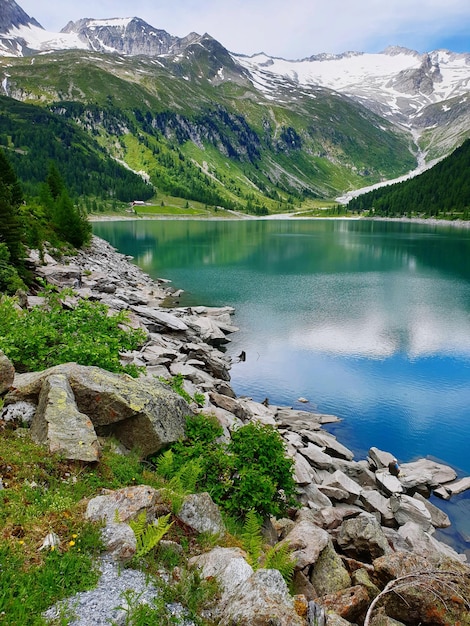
43,556 -> 194,625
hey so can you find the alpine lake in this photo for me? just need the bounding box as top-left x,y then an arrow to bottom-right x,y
93,217 -> 470,555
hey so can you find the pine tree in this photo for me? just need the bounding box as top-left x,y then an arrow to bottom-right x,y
0,149 -> 24,264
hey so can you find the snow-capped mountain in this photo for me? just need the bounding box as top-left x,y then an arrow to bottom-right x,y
234,47 -> 470,126
60,17 -> 201,57
1,0 -> 469,172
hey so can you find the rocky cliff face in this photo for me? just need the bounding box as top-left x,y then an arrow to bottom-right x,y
0,0 -> 41,33
60,17 -> 197,57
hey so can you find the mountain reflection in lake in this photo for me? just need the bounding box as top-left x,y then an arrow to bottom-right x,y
93,218 -> 470,553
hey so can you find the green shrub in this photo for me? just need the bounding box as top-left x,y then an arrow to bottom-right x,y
0,243 -> 25,294
0,289 -> 146,375
154,415 -> 296,519
227,422 -> 297,518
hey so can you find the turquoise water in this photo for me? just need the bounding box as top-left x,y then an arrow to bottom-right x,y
93,218 -> 470,552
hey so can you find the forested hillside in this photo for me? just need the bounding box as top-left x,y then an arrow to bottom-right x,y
0,96 -> 153,203
0,149 -> 91,293
347,139 -> 470,218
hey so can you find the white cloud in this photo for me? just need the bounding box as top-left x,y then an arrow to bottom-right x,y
17,0 -> 470,59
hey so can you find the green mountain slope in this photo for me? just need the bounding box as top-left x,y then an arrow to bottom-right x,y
346,138 -> 470,218
0,44 -> 417,209
0,96 -> 153,202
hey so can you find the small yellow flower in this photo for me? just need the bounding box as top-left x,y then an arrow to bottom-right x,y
72,534 -> 78,539
69,540 -> 76,547
18,540 -> 24,545
50,545 -> 55,551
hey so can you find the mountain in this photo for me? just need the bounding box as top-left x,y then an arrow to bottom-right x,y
346,138 -> 470,219
0,0 -> 468,210
235,47 -> 470,159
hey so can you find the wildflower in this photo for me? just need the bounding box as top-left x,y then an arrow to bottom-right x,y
72,533 -> 78,539
69,540 -> 76,547
18,540 -> 24,545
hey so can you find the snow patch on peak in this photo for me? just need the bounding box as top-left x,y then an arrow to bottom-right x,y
6,23 -> 87,53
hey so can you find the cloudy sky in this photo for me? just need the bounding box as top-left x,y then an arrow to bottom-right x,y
18,0 -> 470,59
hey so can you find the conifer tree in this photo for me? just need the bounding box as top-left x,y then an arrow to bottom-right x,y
0,149 -> 24,265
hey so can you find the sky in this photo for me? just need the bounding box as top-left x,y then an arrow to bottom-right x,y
17,0 -> 470,60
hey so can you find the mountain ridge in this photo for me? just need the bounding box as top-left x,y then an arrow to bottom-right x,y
0,0 -> 469,209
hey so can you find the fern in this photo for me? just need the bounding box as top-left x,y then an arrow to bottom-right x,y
177,458 -> 202,494
264,543 -> 296,586
129,511 -> 173,558
241,509 -> 263,568
155,449 -> 175,479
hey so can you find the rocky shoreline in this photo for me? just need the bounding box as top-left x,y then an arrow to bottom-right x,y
2,235 -> 470,625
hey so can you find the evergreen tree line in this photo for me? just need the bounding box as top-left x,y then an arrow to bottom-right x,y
0,96 -> 154,203
347,139 -> 470,218
0,149 -> 91,293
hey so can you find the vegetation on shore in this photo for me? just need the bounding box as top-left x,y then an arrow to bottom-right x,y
0,388 -> 297,624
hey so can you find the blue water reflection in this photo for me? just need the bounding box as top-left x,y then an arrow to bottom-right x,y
93,218 -> 470,553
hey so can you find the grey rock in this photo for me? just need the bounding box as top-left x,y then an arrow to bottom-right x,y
31,374 -> 100,462
310,541 -> 351,595
337,512 -> 392,560
218,569 -> 303,626
443,476 -> 470,496
279,520 -> 330,570
321,469 -> 363,503
101,522 -> 136,562
413,493 -> 451,528
375,470 -> 404,496
300,443 -> 334,469
397,521 -> 467,562
35,263 -> 81,287
293,451 -> 317,485
8,363 -> 191,457
86,485 -> 159,523
0,349 -> 15,394
177,492 -> 225,536
300,431 -> 354,461
400,458 -> 457,487
131,306 -> 189,331
189,547 -> 253,601
209,391 -> 252,420
299,505 -> 362,530
297,482 -> 333,509
390,494 -> 433,530
368,446 -> 395,470
334,459 -> 377,489
359,489 -> 395,526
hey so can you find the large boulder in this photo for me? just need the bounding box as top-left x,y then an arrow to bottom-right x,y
400,458 -> 457,490
85,485 -> 159,523
7,363 -> 191,456
30,374 -> 100,462
337,512 -> 392,561
0,350 -> 14,394
301,431 -> 354,461
279,520 -> 330,570
218,569 -> 304,626
389,494 -> 433,531
373,556 -> 470,626
189,546 -> 253,602
310,541 -> 351,595
321,469 -> 362,503
318,585 -> 370,624
397,522 -> 467,562
359,490 -> 395,527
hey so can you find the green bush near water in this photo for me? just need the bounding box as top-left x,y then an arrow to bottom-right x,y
155,414 -> 297,519
0,287 -> 146,376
